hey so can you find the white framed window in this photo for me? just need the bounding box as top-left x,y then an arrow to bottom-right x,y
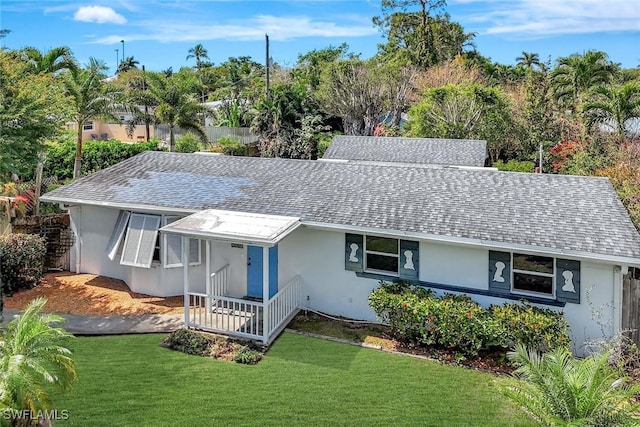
83,121 -> 94,131
365,236 -> 399,275
162,216 -> 201,268
511,253 -> 554,297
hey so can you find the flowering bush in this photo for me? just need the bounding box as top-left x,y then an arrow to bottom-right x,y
369,281 -> 570,357
0,233 -> 47,295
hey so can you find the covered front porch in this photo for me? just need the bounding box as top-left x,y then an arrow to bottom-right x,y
161,209 -> 303,345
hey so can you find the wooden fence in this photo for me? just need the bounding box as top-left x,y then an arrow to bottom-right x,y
622,268 -> 640,344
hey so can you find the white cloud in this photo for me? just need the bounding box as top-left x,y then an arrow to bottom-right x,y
74,5 -> 127,25
453,0 -> 640,37
90,14 -> 376,44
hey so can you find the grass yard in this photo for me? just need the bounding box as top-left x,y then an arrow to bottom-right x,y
52,333 -> 534,427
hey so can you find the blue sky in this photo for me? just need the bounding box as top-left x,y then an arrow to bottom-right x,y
1,0 -> 639,75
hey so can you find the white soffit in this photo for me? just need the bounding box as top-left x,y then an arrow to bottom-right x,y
160,209 -> 301,245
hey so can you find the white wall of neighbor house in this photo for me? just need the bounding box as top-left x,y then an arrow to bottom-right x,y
69,205 -> 205,297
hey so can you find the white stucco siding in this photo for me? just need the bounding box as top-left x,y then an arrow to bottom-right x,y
562,262 -> 618,352
209,241 -> 247,298
70,205 -> 206,297
278,227 -> 380,321
420,243 -> 487,289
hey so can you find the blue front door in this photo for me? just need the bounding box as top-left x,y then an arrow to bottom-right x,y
247,245 -> 278,299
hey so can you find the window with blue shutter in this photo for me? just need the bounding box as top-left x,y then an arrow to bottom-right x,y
345,234 -> 363,272
555,259 -> 580,303
488,251 -> 511,295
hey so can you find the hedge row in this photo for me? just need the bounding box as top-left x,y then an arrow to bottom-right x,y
368,281 -> 570,357
0,233 -> 47,296
44,138 -> 164,181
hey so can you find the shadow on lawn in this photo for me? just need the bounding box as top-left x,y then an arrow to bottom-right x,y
266,332 -> 362,370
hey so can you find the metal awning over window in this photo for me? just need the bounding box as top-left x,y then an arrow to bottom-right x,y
159,209 -> 301,246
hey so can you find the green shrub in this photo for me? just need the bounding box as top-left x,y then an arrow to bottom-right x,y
369,281 -> 570,358
233,346 -> 262,365
217,136 -> 246,156
175,133 -> 203,153
490,303 -> 570,351
0,233 -> 47,295
163,328 -> 213,357
493,159 -> 535,173
43,138 -> 164,180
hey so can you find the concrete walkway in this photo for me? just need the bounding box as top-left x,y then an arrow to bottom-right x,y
0,309 -> 183,335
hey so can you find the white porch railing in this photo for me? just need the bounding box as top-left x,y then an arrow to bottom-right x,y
187,293 -> 264,341
186,272 -> 302,345
266,275 -> 302,340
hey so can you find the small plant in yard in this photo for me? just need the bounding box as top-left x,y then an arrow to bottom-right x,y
175,133 -> 203,153
216,136 -> 246,156
0,297 -> 77,426
0,234 -> 46,296
233,347 -> 262,365
163,328 -> 264,364
502,343 -> 640,426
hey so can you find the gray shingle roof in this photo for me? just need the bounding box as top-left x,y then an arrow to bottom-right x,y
42,151 -> 640,261
323,135 -> 487,167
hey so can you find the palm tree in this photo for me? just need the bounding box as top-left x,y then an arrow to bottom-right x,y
0,297 -> 77,426
186,44 -> 209,71
550,50 -> 618,112
502,344 -> 640,426
20,46 -> 77,74
145,72 -> 207,151
583,82 -> 640,142
515,51 -> 540,70
117,56 -> 139,74
61,58 -> 121,178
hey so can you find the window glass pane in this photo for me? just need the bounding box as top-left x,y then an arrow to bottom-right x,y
366,236 -> 398,254
366,253 -> 398,273
513,253 -> 553,274
513,272 -> 553,295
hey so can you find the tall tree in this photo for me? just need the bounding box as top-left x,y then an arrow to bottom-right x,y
61,58 -> 121,178
144,71 -> 207,152
20,46 -> 77,75
186,43 -> 210,71
117,56 -> 139,74
515,52 -> 540,70
0,298 -> 77,425
374,1 -> 473,68
550,50 -> 618,112
583,82 -> 640,142
0,50 -> 67,180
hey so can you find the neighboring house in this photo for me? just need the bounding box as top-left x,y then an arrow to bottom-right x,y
323,136 -> 487,167
66,112 -> 155,143
41,151 -> 640,350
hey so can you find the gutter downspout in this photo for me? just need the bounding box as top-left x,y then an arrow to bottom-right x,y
71,205 -> 82,273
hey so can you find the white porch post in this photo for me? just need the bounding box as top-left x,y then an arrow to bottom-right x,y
205,240 -> 211,313
182,236 -> 190,327
262,246 -> 270,344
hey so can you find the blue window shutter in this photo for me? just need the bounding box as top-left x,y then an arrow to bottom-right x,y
556,259 -> 580,304
399,240 -> 419,280
345,234 -> 363,272
489,251 -> 511,294
269,245 -> 278,298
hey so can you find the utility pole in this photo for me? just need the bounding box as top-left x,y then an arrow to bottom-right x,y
142,65 -> 150,141
121,40 -> 125,62
265,34 -> 270,100
114,49 -> 119,73
538,143 -> 543,173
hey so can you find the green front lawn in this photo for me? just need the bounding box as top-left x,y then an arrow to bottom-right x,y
53,333 -> 533,426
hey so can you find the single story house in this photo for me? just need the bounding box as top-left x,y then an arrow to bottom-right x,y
323,135 -> 488,167
41,151 -> 640,350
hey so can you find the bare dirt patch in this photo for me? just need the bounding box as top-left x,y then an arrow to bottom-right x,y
3,272 -> 184,316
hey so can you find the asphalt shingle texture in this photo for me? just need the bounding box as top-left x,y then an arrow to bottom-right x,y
42,151 -> 640,260
323,135 -> 487,167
